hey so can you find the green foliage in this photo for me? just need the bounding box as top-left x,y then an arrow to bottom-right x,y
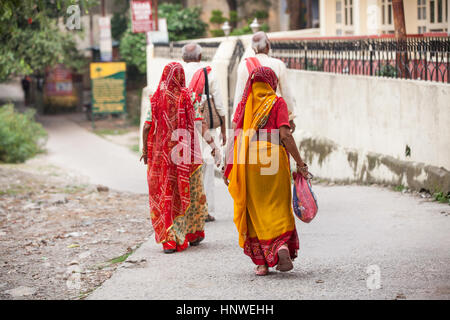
254,10 -> 269,20
230,25 -> 252,36
0,0 -> 97,82
229,11 -> 238,25
376,64 -> 398,78
0,104 -> 47,163
119,25 -> 147,74
111,12 -> 129,41
210,29 -> 226,37
433,191 -> 450,204
210,10 -> 227,26
229,20 -> 270,37
158,3 -> 207,41
261,23 -> 270,32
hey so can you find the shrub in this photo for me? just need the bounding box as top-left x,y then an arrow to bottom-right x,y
159,3 -> 207,41
210,29 -> 225,37
376,64 -> 397,78
119,25 -> 147,74
0,104 -> 47,163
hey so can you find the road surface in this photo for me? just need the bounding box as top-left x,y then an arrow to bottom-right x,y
41,115 -> 450,300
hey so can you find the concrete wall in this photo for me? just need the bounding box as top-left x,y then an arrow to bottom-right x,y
289,70 -> 450,192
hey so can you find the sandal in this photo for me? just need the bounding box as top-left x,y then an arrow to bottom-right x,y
255,265 -> 269,276
176,240 -> 188,252
187,231 -> 205,246
162,241 -> 176,254
276,245 -> 294,272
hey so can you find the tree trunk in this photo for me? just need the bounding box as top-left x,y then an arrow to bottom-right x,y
392,0 -> 407,39
226,0 -> 238,28
306,0 -> 313,28
392,0 -> 408,78
287,0 -> 303,30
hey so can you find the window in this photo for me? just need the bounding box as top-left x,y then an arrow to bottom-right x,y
344,0 -> 353,26
430,0 -> 448,24
429,0 -> 448,32
336,1 -> 342,24
418,26 -> 427,33
418,0 -> 427,20
381,0 -> 393,25
336,0 -> 354,35
380,0 -> 394,34
418,0 -> 427,33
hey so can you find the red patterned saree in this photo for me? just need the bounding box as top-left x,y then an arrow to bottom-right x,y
146,62 -> 203,249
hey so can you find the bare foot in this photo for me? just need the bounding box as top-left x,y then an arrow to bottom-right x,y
255,265 -> 269,276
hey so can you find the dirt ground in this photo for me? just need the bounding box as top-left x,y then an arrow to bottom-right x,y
0,160 -> 151,300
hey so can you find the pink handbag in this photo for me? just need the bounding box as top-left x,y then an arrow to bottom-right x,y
292,172 -> 318,223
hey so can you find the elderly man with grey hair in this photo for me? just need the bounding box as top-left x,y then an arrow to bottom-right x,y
233,31 -> 296,132
182,42 -> 227,223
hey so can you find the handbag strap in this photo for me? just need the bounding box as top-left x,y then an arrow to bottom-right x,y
203,68 -> 223,129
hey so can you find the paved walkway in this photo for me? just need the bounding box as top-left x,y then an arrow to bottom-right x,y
89,182 -> 450,300
40,115 -> 450,300
40,115 -> 147,194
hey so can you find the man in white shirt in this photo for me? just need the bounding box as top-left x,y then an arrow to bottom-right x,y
233,31 -> 296,132
182,43 -> 226,222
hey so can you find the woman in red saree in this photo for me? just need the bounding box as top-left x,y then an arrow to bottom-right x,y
224,66 -> 309,275
141,62 -> 220,253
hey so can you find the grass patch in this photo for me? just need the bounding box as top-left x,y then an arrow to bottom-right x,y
393,185 -> 406,192
0,184 -> 33,196
108,251 -> 133,265
61,184 -> 89,194
96,244 -> 142,270
433,191 -> 450,204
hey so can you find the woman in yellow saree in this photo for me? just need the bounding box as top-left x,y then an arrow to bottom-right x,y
224,66 -> 309,276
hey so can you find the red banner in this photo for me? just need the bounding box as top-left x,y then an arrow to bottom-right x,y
131,0 -> 154,33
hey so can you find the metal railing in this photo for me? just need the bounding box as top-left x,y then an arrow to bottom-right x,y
271,36 -> 450,83
153,42 -> 221,62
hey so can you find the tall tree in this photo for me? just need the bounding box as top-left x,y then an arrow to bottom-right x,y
392,0 -> 407,39
392,0 -> 408,78
226,0 -> 239,28
0,0 -> 97,82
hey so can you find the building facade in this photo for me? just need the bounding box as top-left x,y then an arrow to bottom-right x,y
319,0 -> 449,36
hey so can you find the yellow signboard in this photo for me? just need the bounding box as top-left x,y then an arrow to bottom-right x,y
90,62 -> 126,114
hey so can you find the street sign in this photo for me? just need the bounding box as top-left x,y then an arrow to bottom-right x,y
99,17 -> 113,62
147,18 -> 169,44
131,0 -> 154,33
90,62 -> 127,115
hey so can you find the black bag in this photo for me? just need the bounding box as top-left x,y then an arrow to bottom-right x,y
202,68 -> 223,130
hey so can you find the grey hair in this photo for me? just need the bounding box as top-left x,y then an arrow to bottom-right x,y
182,43 -> 202,61
251,31 -> 269,53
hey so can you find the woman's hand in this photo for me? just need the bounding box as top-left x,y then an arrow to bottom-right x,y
223,175 -> 229,186
211,144 -> 221,168
140,148 -> 148,165
220,166 -> 229,186
289,120 -> 296,133
296,162 -> 310,179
